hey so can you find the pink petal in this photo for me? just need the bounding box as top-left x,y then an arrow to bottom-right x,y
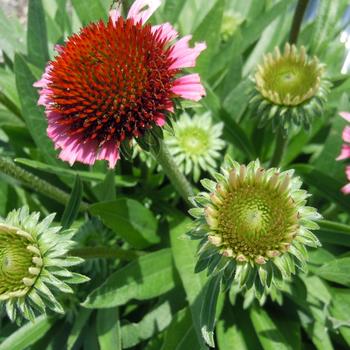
345,166 -> 350,180
109,7 -> 122,24
155,113 -> 166,126
169,35 -> 206,69
152,22 -> 178,42
340,112 -> 350,122
171,74 -> 206,101
343,126 -> 350,143
127,0 -> 161,24
341,183 -> 350,194
54,44 -> 64,54
97,142 -> 120,168
337,144 -> 350,160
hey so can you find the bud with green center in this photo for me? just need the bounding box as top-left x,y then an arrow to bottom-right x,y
164,112 -> 225,181
220,12 -> 244,42
188,159 -> 321,299
0,207 -> 89,323
250,43 -> 331,131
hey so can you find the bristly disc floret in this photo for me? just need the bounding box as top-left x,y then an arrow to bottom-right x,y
249,43 -> 331,132
0,207 -> 89,323
164,112 -> 225,181
189,159 -> 321,299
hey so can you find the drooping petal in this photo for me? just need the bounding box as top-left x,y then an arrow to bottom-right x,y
109,7 -> 122,24
171,74 -> 206,101
127,0 -> 161,24
169,35 -> 206,69
337,144 -> 350,160
341,183 -> 350,194
343,126 -> 350,143
97,141 -> 120,168
152,22 -> 178,42
340,112 -> 350,122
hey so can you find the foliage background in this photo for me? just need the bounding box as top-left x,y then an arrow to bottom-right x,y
1,0 -> 350,349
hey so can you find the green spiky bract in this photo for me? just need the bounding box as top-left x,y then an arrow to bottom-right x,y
188,159 -> 321,300
164,112 -> 225,182
249,43 -> 331,132
0,207 -> 89,323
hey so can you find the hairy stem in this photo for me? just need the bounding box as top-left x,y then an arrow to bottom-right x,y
151,140 -> 194,204
0,156 -> 88,211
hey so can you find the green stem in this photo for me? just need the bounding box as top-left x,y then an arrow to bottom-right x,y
151,140 -> 194,204
70,247 -> 144,260
269,129 -> 287,167
0,156 -> 88,211
289,0 -> 309,44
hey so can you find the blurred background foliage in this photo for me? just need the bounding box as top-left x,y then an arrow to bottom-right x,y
1,0 -> 350,349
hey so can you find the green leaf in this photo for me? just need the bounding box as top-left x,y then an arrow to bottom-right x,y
71,0 -> 107,25
293,164 -> 350,213
122,296 -> 180,348
94,170 -> 116,201
14,54 -> 60,165
162,0 -> 186,23
67,309 -> 92,350
15,158 -> 137,187
170,216 -> 208,350
250,306 -> 292,350
161,308 -> 200,350
330,288 -> 350,347
313,113 -> 347,183
315,257 -> 350,287
27,0 -> 49,69
192,0 -> 225,78
0,315 -> 55,350
317,220 -> 350,247
83,249 -> 176,308
219,108 -> 256,159
0,7 -> 26,60
239,0 -> 293,54
61,175 -> 83,229
217,303 -> 263,350
97,308 -> 121,350
90,198 -> 159,248
200,274 -> 222,347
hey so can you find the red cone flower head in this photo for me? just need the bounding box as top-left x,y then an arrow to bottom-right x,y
34,0 -> 206,167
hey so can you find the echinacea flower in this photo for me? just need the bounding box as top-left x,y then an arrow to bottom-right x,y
189,159 -> 321,299
336,112 -> 350,194
34,0 -> 206,168
250,43 -> 330,131
0,207 -> 88,323
164,112 -> 225,181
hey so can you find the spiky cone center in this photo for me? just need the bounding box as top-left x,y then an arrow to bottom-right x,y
255,43 -> 324,106
47,17 -> 178,149
205,167 -> 299,263
0,224 -> 42,300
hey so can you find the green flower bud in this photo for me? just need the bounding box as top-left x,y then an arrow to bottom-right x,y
0,207 -> 89,323
189,159 -> 321,299
249,43 -> 331,132
164,112 -> 225,181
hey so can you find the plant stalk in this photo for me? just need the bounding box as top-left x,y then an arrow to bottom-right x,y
151,140 -> 194,204
0,156 -> 89,211
289,0 -> 309,44
270,129 -> 287,168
